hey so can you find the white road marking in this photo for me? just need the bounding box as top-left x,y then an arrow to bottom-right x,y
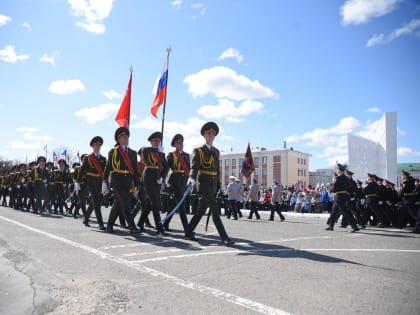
0,215 -> 291,315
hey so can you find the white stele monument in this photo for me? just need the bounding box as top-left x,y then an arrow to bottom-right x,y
348,112 -> 397,184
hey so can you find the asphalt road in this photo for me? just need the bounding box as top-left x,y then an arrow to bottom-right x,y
1,205 -> 419,315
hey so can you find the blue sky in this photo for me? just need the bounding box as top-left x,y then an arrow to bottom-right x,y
0,0 -> 419,171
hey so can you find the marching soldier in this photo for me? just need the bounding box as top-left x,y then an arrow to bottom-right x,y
102,127 -> 141,234
72,159 -> 88,218
247,179 -> 261,219
325,163 -> 359,232
137,131 -> 168,235
394,170 -> 417,230
78,136 -> 106,230
25,162 -> 37,211
45,161 -> 54,212
226,176 -> 241,219
186,122 -> 234,245
362,173 -> 387,226
53,159 -> 69,214
270,179 -> 286,221
164,133 -> 190,235
33,156 -> 49,214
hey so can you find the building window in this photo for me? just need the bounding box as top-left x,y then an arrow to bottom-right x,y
262,168 -> 267,175
225,159 -> 229,166
298,157 -> 300,164
232,159 -> 236,166
239,158 -> 243,166
262,156 -> 267,164
254,157 -> 259,164
255,168 -> 259,175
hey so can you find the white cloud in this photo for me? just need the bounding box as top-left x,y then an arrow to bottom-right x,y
75,103 -> 119,124
0,45 -> 30,63
0,14 -> 11,26
397,147 -> 420,158
184,66 -> 275,100
341,0 -> 400,25
49,79 -> 86,95
218,48 -> 243,63
366,18 -> 420,47
102,89 -> 122,100
171,0 -> 183,10
192,3 -> 206,17
197,99 -> 264,123
22,22 -> 32,31
40,51 -> 60,67
9,127 -> 53,149
286,117 -> 360,147
365,107 -> 381,113
131,117 -> 213,153
68,0 -> 114,34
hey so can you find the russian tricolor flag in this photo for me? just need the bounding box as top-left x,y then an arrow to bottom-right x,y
150,60 -> 168,118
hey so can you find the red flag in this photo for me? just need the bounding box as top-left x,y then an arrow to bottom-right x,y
150,59 -> 168,118
115,70 -> 132,128
241,143 -> 255,178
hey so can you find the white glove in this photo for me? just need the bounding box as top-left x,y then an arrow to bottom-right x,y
360,199 -> 365,205
16,185 -> 21,189
133,186 -> 140,199
43,179 -> 48,184
74,182 -> 80,191
101,182 -> 109,194
156,177 -> 163,185
21,178 -> 25,183
158,145 -> 164,153
187,178 -> 195,186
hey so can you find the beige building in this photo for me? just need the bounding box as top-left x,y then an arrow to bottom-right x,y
219,148 -> 311,188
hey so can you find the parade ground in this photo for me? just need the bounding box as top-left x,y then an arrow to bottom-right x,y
1,206 -> 419,315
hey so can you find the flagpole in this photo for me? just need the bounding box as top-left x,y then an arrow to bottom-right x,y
45,145 -> 48,160
160,46 -> 171,144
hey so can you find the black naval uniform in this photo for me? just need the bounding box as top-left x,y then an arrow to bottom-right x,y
79,153 -> 106,229
326,172 -> 359,232
103,145 -> 140,233
164,149 -> 190,234
187,145 -> 233,244
138,147 -> 168,234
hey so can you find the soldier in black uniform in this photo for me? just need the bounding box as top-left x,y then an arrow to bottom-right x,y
25,162 -> 37,212
340,170 -> 364,228
325,163 -> 359,232
362,173 -> 387,226
186,122 -> 234,245
102,127 -> 141,234
394,170 -> 418,231
78,136 -> 106,230
164,134 -> 190,235
52,159 -> 69,214
138,131 -> 168,235
33,156 -> 49,214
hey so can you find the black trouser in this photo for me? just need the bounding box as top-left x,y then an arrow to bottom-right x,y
85,178 -> 104,227
54,184 -> 65,213
228,199 -> 239,219
188,192 -> 230,241
143,179 -> 163,232
248,201 -> 260,219
363,201 -> 388,226
341,199 -> 363,226
328,196 -> 358,229
34,182 -> 48,213
107,174 -> 136,230
270,202 -> 285,221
